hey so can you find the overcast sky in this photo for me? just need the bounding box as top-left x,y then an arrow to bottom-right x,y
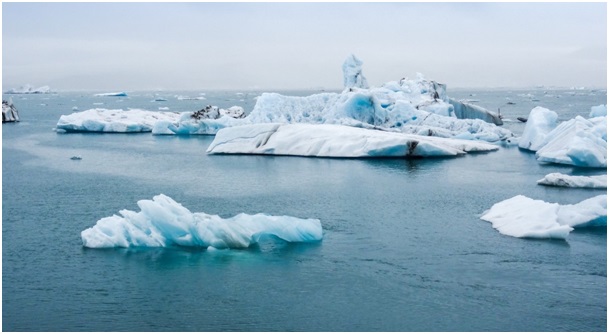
2,2 -> 607,91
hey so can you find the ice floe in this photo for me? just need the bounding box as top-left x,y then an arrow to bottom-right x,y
81,194 -> 323,248
56,109 -> 180,133
537,173 -> 606,189
481,195 -> 607,239
206,123 -> 499,158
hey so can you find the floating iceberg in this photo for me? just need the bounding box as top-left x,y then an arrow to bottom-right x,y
207,123 -> 499,158
518,107 -> 558,151
589,105 -> 607,118
94,92 -> 128,97
537,173 -> 606,189
480,195 -> 607,239
246,90 -> 512,142
2,99 -> 20,123
56,109 -> 180,133
536,116 -> 607,168
81,194 -> 323,249
518,106 -> 607,168
56,55 -> 511,142
4,84 -> 51,94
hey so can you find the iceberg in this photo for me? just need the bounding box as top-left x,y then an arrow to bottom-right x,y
589,104 -> 607,118
94,92 -> 128,97
480,195 -> 607,239
56,108 -> 180,133
518,107 -> 558,151
536,116 -> 607,168
206,123 -> 499,158
517,106 -> 607,168
2,99 -> 20,123
4,84 -> 51,94
245,90 -> 512,143
343,54 -> 369,89
81,194 -> 323,249
537,173 -> 606,189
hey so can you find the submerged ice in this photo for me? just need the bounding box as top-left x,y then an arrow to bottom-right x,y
81,194 -> 323,248
480,195 -> 607,239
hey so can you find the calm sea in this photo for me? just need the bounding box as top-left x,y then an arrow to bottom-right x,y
2,89 -> 607,331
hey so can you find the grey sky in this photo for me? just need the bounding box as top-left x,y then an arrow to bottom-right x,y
2,2 -> 607,91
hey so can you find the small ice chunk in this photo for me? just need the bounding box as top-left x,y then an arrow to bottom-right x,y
480,195 -> 607,239
537,173 -> 606,188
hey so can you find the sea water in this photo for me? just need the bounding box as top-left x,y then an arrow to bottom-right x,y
2,89 -> 607,331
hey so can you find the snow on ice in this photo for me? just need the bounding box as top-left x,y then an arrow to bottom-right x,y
537,173 -> 606,189
56,109 -> 180,133
206,123 -> 499,158
81,194 -> 323,249
481,195 -> 607,239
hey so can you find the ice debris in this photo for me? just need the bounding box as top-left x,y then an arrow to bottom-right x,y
589,104 -> 607,118
81,194 -> 323,248
207,123 -> 498,158
481,195 -> 607,239
537,173 -> 606,189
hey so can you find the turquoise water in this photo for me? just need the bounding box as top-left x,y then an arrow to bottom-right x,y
2,89 -> 607,331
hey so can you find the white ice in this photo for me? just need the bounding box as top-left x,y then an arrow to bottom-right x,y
152,106 -> 245,135
206,123 -> 499,158
55,55 -> 510,143
343,54 -> 369,89
56,108 -> 180,132
537,173 -> 606,189
518,107 -> 558,151
536,116 -> 607,168
81,194 -> 323,248
480,194 -> 607,239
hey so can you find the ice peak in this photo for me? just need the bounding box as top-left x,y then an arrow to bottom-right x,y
342,54 -> 369,89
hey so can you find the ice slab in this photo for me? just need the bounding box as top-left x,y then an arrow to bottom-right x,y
206,123 -> 498,158
481,195 -> 607,239
537,173 -> 606,189
81,194 -> 322,248
56,108 -> 180,133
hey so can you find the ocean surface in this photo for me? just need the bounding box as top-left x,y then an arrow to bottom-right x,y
2,88 -> 607,331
